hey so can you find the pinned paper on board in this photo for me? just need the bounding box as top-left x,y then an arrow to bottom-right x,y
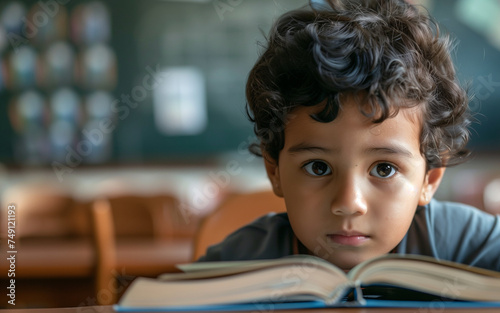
153,67 -> 207,136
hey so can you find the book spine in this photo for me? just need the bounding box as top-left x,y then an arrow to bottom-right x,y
324,282 -> 358,305
353,280 -> 366,306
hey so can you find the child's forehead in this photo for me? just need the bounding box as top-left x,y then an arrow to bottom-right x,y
282,103 -> 425,162
286,95 -> 423,125
284,97 -> 424,141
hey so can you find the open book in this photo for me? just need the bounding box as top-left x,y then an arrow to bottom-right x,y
115,254 -> 500,311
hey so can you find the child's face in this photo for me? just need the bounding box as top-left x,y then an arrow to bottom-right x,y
265,97 -> 444,271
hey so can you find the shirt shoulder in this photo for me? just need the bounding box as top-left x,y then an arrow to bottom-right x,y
197,212 -> 294,262
402,199 -> 500,271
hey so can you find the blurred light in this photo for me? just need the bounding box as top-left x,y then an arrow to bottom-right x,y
50,88 -> 81,125
71,1 -> 110,45
81,119 -> 112,163
0,2 -> 25,36
49,120 -> 76,146
85,90 -> 114,119
44,41 -> 76,87
80,43 -> 117,89
16,90 -> 46,129
49,120 -> 77,162
456,0 -> 500,50
27,2 -> 68,46
9,45 -> 38,89
484,178 -> 500,215
18,126 -> 49,165
153,67 -> 207,136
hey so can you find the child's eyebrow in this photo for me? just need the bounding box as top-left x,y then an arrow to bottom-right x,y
287,143 -> 335,155
364,146 -> 415,159
286,143 -> 415,159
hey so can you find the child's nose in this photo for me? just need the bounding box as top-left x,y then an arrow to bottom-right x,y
330,176 -> 368,216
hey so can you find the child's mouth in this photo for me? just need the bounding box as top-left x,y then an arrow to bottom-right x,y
327,232 -> 370,246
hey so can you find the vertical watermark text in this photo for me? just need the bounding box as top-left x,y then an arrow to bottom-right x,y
5,204 -> 17,306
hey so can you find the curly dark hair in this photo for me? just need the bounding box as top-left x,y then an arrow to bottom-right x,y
246,0 -> 471,169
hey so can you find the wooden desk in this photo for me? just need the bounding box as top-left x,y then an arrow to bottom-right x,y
0,239 -> 193,308
2,306 -> 500,313
0,240 -> 95,278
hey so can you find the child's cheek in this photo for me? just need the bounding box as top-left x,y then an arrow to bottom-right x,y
383,175 -> 421,196
403,180 -> 419,195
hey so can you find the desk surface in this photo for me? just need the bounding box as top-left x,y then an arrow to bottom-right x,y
3,306 -> 500,313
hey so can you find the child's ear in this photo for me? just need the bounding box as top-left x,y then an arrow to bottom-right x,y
263,153 -> 283,197
418,167 -> 446,206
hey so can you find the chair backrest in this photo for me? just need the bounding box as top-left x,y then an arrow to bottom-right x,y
90,193 -> 185,305
104,194 -> 180,242
192,189 -> 286,261
0,183 -> 97,308
1,183 -> 90,242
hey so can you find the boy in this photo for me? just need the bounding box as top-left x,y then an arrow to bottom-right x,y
198,0 -> 500,272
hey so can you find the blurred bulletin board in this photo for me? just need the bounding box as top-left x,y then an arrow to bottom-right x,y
0,0 -> 308,167
0,0 -> 119,166
0,0 -> 499,168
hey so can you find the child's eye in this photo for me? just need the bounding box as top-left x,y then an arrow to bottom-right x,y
303,161 -> 332,176
370,163 -> 397,178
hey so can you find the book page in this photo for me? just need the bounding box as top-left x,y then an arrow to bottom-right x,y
164,254 -> 346,281
348,254 -> 500,302
121,262 -> 350,308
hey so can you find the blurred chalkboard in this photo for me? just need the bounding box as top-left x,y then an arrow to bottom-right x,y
0,0 -> 308,166
0,0 -> 499,167
431,0 -> 500,152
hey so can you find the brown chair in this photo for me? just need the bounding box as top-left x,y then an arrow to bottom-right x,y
192,189 -> 286,261
0,183 -> 94,276
0,183 -> 95,308
91,194 -> 196,304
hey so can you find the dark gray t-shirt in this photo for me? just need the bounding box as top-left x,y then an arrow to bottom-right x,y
198,199 -> 500,272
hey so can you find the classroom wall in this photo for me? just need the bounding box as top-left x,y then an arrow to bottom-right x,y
0,0 -> 499,168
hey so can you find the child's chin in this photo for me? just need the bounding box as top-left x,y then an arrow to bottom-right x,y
324,254 -> 367,271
